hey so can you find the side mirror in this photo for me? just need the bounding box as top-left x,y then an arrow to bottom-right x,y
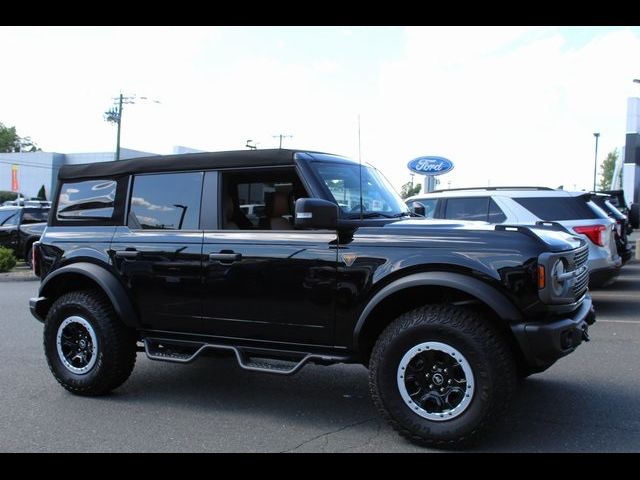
413,202 -> 426,217
294,198 -> 338,230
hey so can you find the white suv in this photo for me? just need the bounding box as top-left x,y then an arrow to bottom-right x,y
406,187 -> 622,287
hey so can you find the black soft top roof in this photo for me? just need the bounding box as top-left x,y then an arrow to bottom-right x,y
58,149 -> 345,181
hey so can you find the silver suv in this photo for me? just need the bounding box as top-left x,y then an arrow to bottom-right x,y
406,187 -> 622,287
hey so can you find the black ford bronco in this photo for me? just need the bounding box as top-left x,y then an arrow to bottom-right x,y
29,149 -> 595,447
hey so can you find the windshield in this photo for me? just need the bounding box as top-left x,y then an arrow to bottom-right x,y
0,209 -> 19,226
312,161 -> 409,218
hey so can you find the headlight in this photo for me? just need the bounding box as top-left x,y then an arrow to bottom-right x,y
550,258 -> 569,297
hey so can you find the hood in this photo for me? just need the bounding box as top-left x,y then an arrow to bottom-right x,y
383,218 -> 583,252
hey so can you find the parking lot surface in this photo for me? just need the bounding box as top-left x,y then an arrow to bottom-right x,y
1,259 -> 639,452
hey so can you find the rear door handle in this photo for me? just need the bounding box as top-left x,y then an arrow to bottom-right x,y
209,252 -> 242,264
115,250 -> 139,258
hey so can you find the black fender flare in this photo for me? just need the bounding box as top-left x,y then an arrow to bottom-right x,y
39,262 -> 139,328
353,271 -> 523,350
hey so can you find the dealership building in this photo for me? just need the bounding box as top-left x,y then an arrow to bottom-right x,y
0,146 -> 205,200
0,149 -> 155,200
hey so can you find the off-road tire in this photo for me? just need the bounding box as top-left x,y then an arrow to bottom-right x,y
369,304 -> 517,448
43,290 -> 137,396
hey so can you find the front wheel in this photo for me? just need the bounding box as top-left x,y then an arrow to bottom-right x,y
369,305 -> 516,448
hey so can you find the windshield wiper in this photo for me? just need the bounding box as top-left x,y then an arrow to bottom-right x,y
347,212 -> 395,219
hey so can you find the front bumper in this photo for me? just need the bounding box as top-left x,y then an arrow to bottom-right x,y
512,295 -> 596,371
30,296 -> 47,323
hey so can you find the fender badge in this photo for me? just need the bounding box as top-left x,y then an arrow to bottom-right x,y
341,253 -> 357,267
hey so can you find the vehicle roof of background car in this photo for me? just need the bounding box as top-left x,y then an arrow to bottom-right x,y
407,188 -> 592,201
58,149 -> 353,181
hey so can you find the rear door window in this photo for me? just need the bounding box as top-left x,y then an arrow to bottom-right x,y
487,198 -> 507,223
514,196 -> 601,220
129,172 -> 203,230
444,197 -> 490,221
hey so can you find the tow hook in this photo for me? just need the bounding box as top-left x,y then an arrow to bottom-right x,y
581,325 -> 590,342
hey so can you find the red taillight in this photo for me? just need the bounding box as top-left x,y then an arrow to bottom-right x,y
32,243 -> 41,277
573,225 -> 606,247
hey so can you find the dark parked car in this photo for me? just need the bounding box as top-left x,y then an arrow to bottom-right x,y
0,205 -> 49,266
597,189 -> 638,232
589,193 -> 633,264
29,149 -> 595,447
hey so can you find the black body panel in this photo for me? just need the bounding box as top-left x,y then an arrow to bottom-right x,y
202,231 -> 338,344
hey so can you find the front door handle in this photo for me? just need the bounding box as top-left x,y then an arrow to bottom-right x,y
209,252 -> 242,264
115,249 -> 139,258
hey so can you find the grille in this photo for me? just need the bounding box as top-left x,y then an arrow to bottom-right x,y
573,246 -> 589,270
572,246 -> 589,298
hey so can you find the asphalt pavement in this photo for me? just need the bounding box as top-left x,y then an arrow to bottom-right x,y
1,260 -> 639,452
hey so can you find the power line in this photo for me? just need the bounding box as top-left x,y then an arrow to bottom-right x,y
0,159 -> 58,170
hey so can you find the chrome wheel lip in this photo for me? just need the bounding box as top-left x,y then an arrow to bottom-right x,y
56,316 -> 98,375
397,341 -> 475,422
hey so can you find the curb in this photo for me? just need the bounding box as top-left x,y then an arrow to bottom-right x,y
0,261 -> 38,282
0,274 -> 39,282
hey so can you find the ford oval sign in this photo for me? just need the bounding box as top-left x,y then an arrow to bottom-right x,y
407,156 -> 454,176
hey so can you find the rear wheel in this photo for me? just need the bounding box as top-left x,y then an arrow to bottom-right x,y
369,305 -> 516,448
43,290 -> 137,396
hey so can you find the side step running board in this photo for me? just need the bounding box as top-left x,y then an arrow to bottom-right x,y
143,337 -> 350,376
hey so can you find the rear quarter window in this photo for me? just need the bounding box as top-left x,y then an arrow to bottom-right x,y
514,196 -> 601,221
54,177 -> 127,225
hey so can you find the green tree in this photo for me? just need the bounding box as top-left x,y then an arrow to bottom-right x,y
598,149 -> 622,191
0,247 -> 17,272
400,182 -> 422,199
0,122 -> 41,152
0,191 -> 18,203
36,185 -> 47,201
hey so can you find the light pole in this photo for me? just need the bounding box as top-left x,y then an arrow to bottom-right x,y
104,93 -> 160,161
593,132 -> 600,192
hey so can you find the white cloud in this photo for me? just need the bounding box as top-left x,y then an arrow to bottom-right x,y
2,26 -> 639,193
365,27 -> 640,191
131,196 -> 175,212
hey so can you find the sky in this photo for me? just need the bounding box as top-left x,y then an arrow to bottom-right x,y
2,26 -> 640,192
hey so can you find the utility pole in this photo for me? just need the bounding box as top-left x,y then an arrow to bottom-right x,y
104,93 -> 160,160
272,134 -> 292,149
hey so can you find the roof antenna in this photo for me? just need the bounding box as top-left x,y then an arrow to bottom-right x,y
358,114 -> 363,221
